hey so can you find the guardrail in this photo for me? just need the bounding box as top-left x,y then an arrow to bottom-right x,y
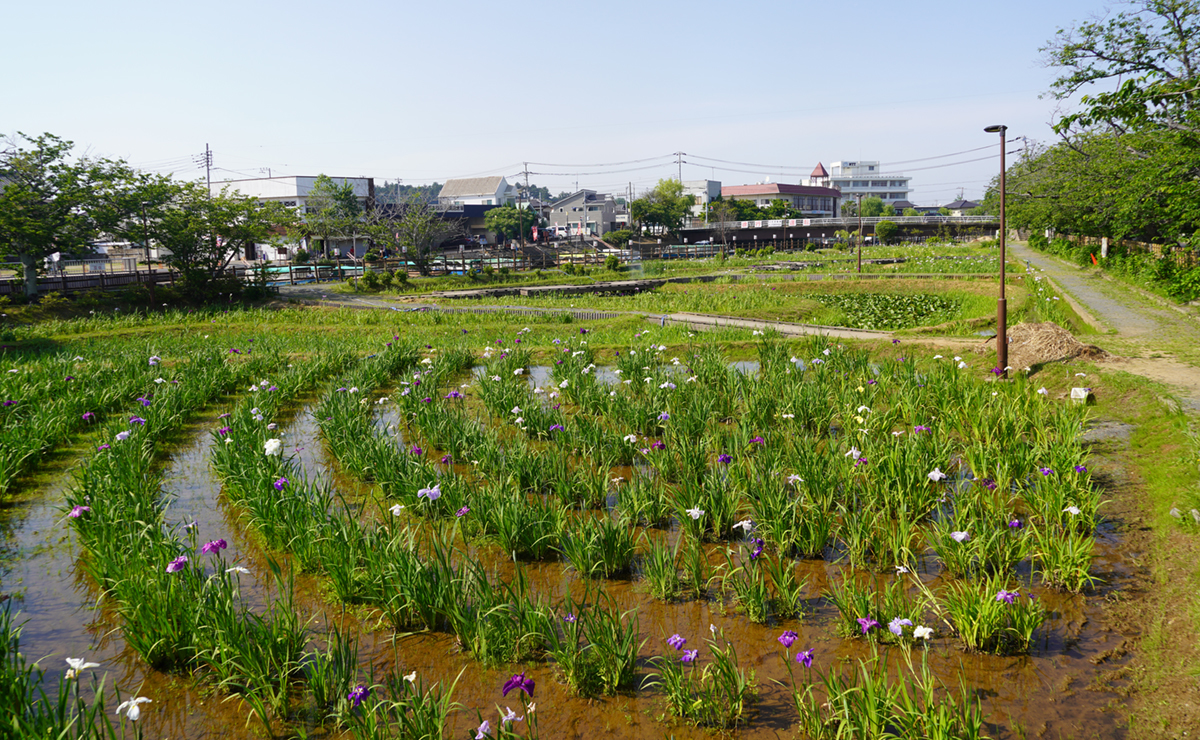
684,215 -> 998,230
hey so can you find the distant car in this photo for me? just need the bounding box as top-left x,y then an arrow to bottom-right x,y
694,240 -> 711,245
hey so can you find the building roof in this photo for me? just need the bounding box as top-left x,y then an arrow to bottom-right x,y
943,199 -> 980,210
810,162 -> 828,178
721,183 -> 841,198
438,176 -> 506,199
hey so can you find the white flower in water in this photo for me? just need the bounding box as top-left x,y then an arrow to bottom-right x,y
686,376 -> 698,383
927,468 -> 947,482
1063,506 -> 1081,516
685,507 -> 704,520
572,350 -> 584,357
822,349 -> 831,356
511,406 -> 522,415
513,368 -> 524,375
844,447 -> 861,458
514,417 -> 523,425
491,376 -> 501,382
390,504 -> 406,516
65,657 -> 100,679
226,566 -> 251,574
264,438 -> 283,456
115,697 -> 152,721
549,391 -> 559,399
1037,387 -> 1048,395
895,565 -> 909,574
752,330 -> 763,336
533,388 -> 545,395
732,519 -> 753,532
403,671 -> 417,683
957,361 -> 968,369
154,377 -> 165,384
560,380 -> 569,388
857,406 -> 871,414
913,626 -> 933,640
348,387 -> 359,394
614,369 -> 623,375
954,356 -> 962,362
933,355 -> 944,360
644,377 -> 653,383
710,623 -> 717,636
376,397 -> 388,404
420,358 -> 433,365
248,385 -> 258,392
672,358 -> 681,365
623,380 -> 632,385
950,531 -> 970,543
610,391 -> 617,397
624,434 -> 638,443
658,344 -> 667,351
786,474 -> 803,485
782,413 -> 794,419
892,431 -> 905,437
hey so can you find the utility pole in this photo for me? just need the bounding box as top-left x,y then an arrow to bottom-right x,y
522,163 -> 529,250
141,201 -> 155,303
674,151 -> 684,182
856,193 -> 864,274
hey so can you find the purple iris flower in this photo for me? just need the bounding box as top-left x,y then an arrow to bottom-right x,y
549,424 -> 564,432
995,590 -> 1019,604
717,453 -> 732,464
658,412 -> 670,421
456,506 -> 470,517
2,400 -> 16,407
97,444 -> 110,451
1039,467 -> 1054,476
69,505 -> 90,518
778,630 -> 798,648
914,425 -> 930,433
857,616 -> 880,634
680,649 -> 699,663
1074,465 -> 1087,473
563,613 -> 577,623
888,617 -> 913,636
129,416 -> 146,426
441,454 -> 453,464
650,440 -> 666,450
166,555 -> 188,573
1008,518 -> 1022,529
217,426 -> 231,435
137,397 -> 151,407
796,648 -> 814,667
411,445 -> 423,456
980,478 -> 998,491
348,685 -> 370,708
274,477 -> 288,491
201,539 -> 228,555
667,633 -> 687,650
501,672 -> 535,697
750,436 -> 765,445
81,411 -> 95,421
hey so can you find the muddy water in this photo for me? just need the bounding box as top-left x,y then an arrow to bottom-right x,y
2,383 -> 1139,739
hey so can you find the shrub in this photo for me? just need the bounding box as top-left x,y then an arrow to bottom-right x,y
292,249 -> 311,264
875,221 -> 898,244
605,229 -> 633,248
361,270 -> 382,291
605,254 -> 620,272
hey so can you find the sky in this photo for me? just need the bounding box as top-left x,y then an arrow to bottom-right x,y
5,0 -> 1115,205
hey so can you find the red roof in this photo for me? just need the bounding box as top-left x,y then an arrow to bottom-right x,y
721,183 -> 840,197
810,162 -> 828,178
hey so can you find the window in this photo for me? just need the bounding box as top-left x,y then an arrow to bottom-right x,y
871,181 -> 886,187
868,165 -> 875,170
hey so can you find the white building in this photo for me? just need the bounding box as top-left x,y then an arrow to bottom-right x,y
437,176 -> 516,207
826,161 -> 912,205
682,180 -> 722,219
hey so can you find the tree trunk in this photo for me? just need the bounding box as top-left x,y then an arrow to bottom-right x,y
19,255 -> 39,298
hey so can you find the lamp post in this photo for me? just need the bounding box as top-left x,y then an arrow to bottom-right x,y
985,124 -> 1008,377
855,193 -> 864,273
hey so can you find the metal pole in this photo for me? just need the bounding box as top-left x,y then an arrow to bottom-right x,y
985,125 -> 1008,377
856,193 -> 864,273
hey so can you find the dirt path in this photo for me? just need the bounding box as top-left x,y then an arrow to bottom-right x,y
1009,241 -> 1200,413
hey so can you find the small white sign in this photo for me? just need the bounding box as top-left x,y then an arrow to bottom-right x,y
1070,387 -> 1091,404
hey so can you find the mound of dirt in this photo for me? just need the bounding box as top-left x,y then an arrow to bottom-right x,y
1004,321 -> 1108,370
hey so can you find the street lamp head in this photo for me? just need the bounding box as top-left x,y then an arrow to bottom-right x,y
984,125 -> 1007,134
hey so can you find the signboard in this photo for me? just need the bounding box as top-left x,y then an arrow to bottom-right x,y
802,219 -> 811,226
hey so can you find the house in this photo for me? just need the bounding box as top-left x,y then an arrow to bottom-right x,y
826,161 -> 912,205
211,175 -> 375,260
437,176 -> 516,207
719,182 -> 840,217
942,199 -> 981,216
546,190 -> 620,238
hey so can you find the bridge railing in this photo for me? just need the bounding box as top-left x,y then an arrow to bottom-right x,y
684,215 -> 997,231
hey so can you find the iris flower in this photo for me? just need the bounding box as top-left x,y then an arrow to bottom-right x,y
116,697 -> 152,721
165,555 -> 188,573
501,672 -> 535,697
950,531 -> 970,543
995,590 -> 1019,604
667,633 -> 687,650
274,477 -> 288,491
475,720 -> 491,738
348,685 -> 370,708
417,485 -> 441,501
456,506 -> 470,517
796,648 -> 814,667
685,507 -> 704,520
65,657 -> 100,679
888,618 -> 913,636
264,438 -> 282,456
680,649 -> 699,663
913,626 -> 934,640
201,539 -> 228,555
927,468 -> 947,482
778,630 -> 798,648
69,505 -> 90,518
857,617 -> 880,634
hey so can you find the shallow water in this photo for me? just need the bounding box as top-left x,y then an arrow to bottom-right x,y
1,390 -> 1140,740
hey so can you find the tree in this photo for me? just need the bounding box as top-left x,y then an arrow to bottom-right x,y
0,133 -> 141,296
708,198 -> 740,245
1042,0 -> 1199,136
903,208 -> 920,217
875,220 -> 898,244
860,197 -> 886,217
484,205 -> 537,242
630,179 -> 694,239
880,203 -> 896,217
299,174 -> 362,258
368,194 -> 462,276
149,182 -> 296,299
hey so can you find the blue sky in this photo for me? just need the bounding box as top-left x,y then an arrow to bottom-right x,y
6,0 -> 1112,204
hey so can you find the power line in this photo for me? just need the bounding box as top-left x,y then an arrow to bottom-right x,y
526,154 -> 674,168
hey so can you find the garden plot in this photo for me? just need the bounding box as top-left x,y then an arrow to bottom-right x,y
1,311 -> 1145,739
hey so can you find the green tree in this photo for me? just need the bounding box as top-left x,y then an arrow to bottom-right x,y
903,208 -> 920,217
630,179 -> 694,239
860,197 -> 886,217
0,133 -> 141,296
880,203 -> 896,217
149,182 -> 296,299
875,220 -> 898,244
368,194 -> 463,276
484,205 -> 537,242
299,174 -> 362,258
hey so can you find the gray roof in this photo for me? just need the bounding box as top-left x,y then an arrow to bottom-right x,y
438,176 -> 506,199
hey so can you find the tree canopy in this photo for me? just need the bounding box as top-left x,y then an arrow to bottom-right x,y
993,0 -> 1200,247
630,179 -> 694,239
484,205 -> 537,243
